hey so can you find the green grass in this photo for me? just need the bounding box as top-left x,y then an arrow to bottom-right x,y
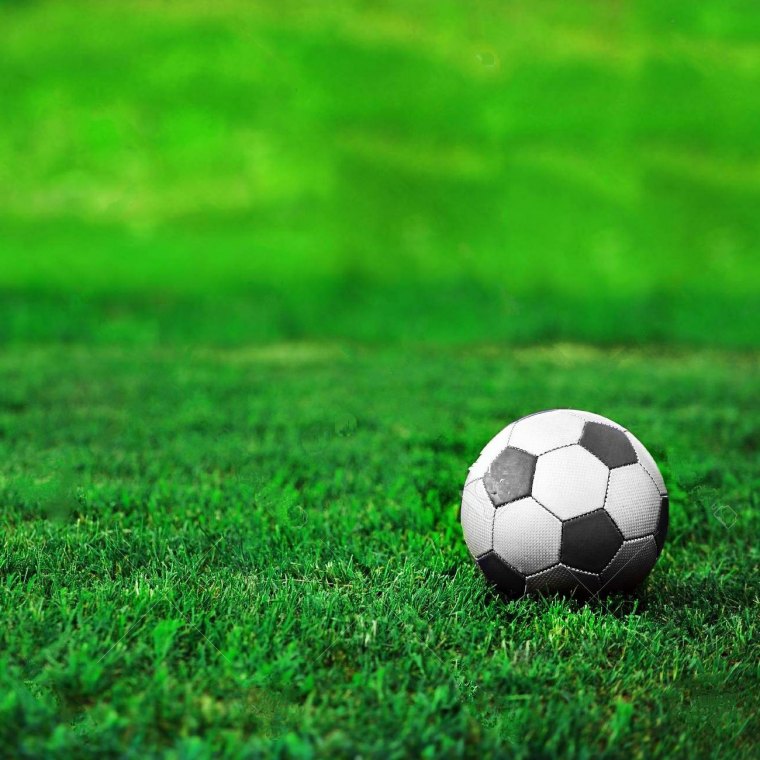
1,344 -> 758,757
1,0 -> 759,757
1,0 -> 759,346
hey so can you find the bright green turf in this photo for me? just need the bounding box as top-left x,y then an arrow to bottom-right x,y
1,344 -> 758,757
1,0 -> 759,346
1,1 -> 759,757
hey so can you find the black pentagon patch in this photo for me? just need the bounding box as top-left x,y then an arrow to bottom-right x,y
654,495 -> 669,553
528,564 -> 602,598
484,447 -> 537,507
579,422 -> 637,468
561,510 -> 623,573
477,551 -> 526,597
564,569 -> 603,597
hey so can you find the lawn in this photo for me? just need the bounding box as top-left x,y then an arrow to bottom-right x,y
0,1 -> 759,758
1,344 -> 758,757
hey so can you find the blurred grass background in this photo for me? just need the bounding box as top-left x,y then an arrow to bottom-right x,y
1,0 -> 758,346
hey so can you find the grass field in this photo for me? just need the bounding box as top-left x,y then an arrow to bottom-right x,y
1,345 -> 758,756
1,1 -> 759,758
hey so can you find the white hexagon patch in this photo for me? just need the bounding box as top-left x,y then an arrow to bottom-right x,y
508,410 -> 585,456
492,497 -> 562,575
604,463 -> 661,539
460,479 -> 495,558
532,444 -> 609,520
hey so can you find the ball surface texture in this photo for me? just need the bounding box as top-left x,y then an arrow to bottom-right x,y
461,409 -> 668,596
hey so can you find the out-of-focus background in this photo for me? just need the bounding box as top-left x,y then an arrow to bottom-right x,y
2,0 -> 758,345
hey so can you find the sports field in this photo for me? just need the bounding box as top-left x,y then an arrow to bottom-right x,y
1,1 -> 758,757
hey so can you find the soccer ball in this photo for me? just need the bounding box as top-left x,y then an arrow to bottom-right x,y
461,409 -> 668,597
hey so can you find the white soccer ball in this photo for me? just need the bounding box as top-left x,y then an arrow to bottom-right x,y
461,409 -> 668,597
